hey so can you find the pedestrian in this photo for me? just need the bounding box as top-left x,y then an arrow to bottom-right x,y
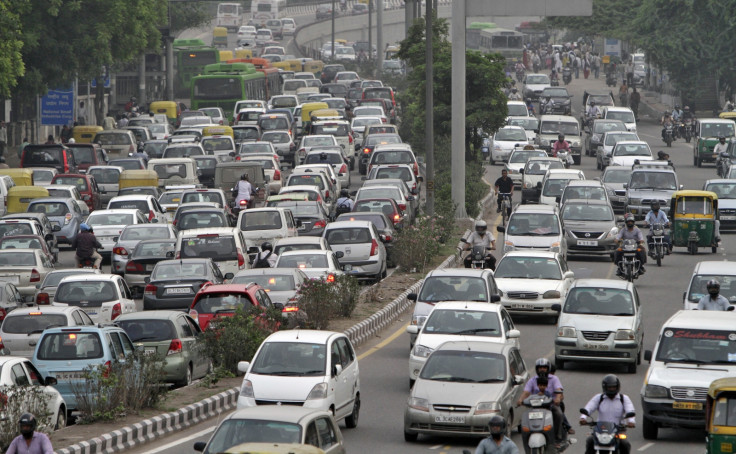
630,87 -> 641,120
593,54 -> 601,79
45,134 -> 55,145
117,114 -> 128,128
102,112 -> 116,130
0,120 -> 6,158
60,124 -> 72,144
619,82 -> 629,107
18,137 -> 29,159
574,55 -> 581,79
583,56 -> 590,79
625,61 -> 634,87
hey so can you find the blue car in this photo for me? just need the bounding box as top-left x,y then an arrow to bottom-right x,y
32,325 -> 135,411
27,197 -> 84,246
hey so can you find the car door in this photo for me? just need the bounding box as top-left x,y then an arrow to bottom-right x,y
284,211 -> 297,237
335,336 -> 358,419
116,278 -> 136,313
175,314 -> 200,375
507,349 -> 529,427
328,339 -> 350,418
184,315 -> 208,377
152,198 -> 168,224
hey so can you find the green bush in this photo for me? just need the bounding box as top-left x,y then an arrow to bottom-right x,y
296,275 -> 361,329
0,385 -> 54,449
334,274 -> 361,317
393,215 -> 452,272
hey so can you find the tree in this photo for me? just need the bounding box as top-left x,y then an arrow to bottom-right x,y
0,0 -> 26,98
543,0 -> 641,40
170,2 -> 212,34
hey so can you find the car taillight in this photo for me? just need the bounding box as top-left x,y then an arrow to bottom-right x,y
325,190 -> 330,199
167,338 -> 183,355
111,303 -> 122,320
274,169 -> 281,181
314,219 -> 326,229
326,274 -> 335,283
349,134 -> 353,144
102,360 -> 112,378
0,307 -> 6,321
370,239 -> 378,256
413,161 -> 419,176
144,284 -> 157,297
65,213 -> 72,224
113,247 -> 128,256
393,213 -> 400,223
237,249 -> 245,267
398,203 -> 407,211
175,251 -> 180,259
363,148 -> 370,154
148,210 -> 155,221
36,293 -> 50,305
339,164 -> 347,174
384,235 -> 392,242
126,261 -> 143,273
30,269 -> 40,283
282,305 -> 299,313
0,336 -> 4,352
381,118 -> 387,123
235,155 -> 241,161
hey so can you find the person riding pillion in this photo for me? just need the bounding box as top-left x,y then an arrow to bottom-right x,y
580,375 -> 635,454
71,223 -> 102,269
697,279 -> 731,311
462,220 -> 496,270
613,213 -> 647,276
335,189 -> 354,215
517,358 -> 566,447
253,242 -> 278,268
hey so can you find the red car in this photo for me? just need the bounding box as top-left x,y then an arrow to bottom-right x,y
50,173 -> 103,212
188,283 -> 277,330
353,198 -> 405,229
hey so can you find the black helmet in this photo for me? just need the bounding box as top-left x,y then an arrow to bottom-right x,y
535,357 -> 551,377
19,413 -> 37,437
651,201 -> 660,210
558,134 -> 565,140
720,136 -> 727,142
320,152 -> 327,160
488,415 -> 506,437
241,173 -> 249,181
675,104 -> 681,109
602,374 -> 620,398
707,279 -> 721,295
340,188 -> 349,198
624,213 -> 635,225
261,241 -> 273,252
657,150 -> 666,159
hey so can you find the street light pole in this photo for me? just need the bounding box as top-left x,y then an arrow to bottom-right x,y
331,0 -> 336,60
425,0 -> 434,215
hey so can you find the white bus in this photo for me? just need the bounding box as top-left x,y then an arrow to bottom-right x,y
217,3 -> 243,31
251,0 -> 286,27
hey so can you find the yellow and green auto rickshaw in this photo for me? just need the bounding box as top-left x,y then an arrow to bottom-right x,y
0,169 -> 33,186
706,378 -> 736,454
149,101 -> 180,127
670,190 -> 719,254
7,186 -> 49,214
212,27 -> 228,48
118,170 -> 159,191
71,125 -> 104,144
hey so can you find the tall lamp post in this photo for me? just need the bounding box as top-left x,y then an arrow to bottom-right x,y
331,0 -> 336,60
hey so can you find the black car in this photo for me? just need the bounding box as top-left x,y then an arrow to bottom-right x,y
320,64 -> 345,84
143,258 -> 230,311
336,211 -> 397,266
316,3 -> 332,19
539,87 -> 573,115
124,239 -> 176,297
273,201 -> 331,236
192,156 -> 217,188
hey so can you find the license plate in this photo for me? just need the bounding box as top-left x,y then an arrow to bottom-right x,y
722,216 -> 736,220
54,371 -> 85,380
0,275 -> 19,284
166,287 -> 191,295
144,347 -> 156,355
577,240 -> 598,246
145,265 -> 154,271
528,411 -> 544,419
582,343 -> 610,350
511,303 -> 535,309
435,415 -> 465,423
298,225 -> 306,231
673,401 -> 703,410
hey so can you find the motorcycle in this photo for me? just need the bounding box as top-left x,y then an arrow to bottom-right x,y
606,72 -> 616,87
562,68 -> 572,85
617,239 -> 642,282
78,247 -> 103,269
556,149 -> 572,168
579,408 -> 636,454
550,75 -> 560,87
648,223 -> 668,266
459,238 -> 493,269
520,395 -> 574,454
516,67 -> 525,82
663,123 -> 674,147
231,187 -> 259,216
682,118 -> 693,143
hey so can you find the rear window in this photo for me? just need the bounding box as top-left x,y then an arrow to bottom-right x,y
312,124 -> 348,136
132,241 -> 176,258
180,236 -> 237,261
28,202 -> 70,217
305,154 -> 342,165
87,213 -> 134,226
375,167 -> 412,181
231,274 -> 295,290
42,271 -> 89,288
234,128 -> 261,141
337,213 -> 388,228
0,223 -> 34,236
37,332 -> 103,360
164,147 -> 203,158
32,169 -> 55,185
89,168 -> 120,184
194,158 -> 217,170
364,88 -> 392,100
95,133 -> 133,146
271,97 -> 296,108
357,187 -> 400,201
181,192 -> 224,205
202,138 -> 233,152
55,281 -> 118,307
178,212 -> 227,230
0,251 -> 37,266
109,159 -> 144,170
192,293 -> 253,313
109,200 -> 148,213
287,174 -> 324,189
121,227 -> 171,241
2,314 -> 67,334
372,151 -> 413,165
117,319 -> 176,342
55,177 -> 88,191
69,147 -> 96,164
240,211 -> 283,231
325,227 -> 372,244
152,261 -> 207,279
22,148 -> 63,166
153,163 -> 187,179
274,243 -> 321,255
262,133 -> 291,144
277,253 -> 328,268
259,117 -> 290,131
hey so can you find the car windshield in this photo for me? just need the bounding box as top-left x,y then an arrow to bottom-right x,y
540,121 -> 579,135
564,287 -> 635,315
495,256 -> 562,279
510,150 -> 546,164
231,274 -> 296,290
192,293 -> 253,314
120,227 -> 170,241
357,187 -> 401,201
117,319 -> 176,342
0,251 -> 37,266
525,160 -> 563,175
2,313 -> 67,334
203,418 -> 302,454
562,187 -> 607,203
701,123 -> 736,138
605,133 -> 638,146
562,204 -> 613,221
603,168 -> 632,184
153,163 -> 188,179
589,95 -> 613,106
251,341 -> 326,376
277,253 -> 328,268
0,223 -> 33,237
201,138 -> 232,152
182,192 -> 224,205
372,151 -> 413,165
423,309 -> 501,337
37,332 -> 103,360
375,167 -> 412,181
240,143 -> 273,154
233,128 -> 260,141
688,274 -> 736,303
240,211 -> 283,231
495,128 -> 527,142
507,213 -> 561,236
606,111 -> 635,123
180,236 -> 237,261
542,178 -> 574,197
629,172 -> 677,190
526,75 -> 549,84
165,146 -> 203,158
706,183 -> 736,199
88,168 -> 120,184
613,143 -> 650,157
178,212 -> 227,230
508,117 -> 538,130
55,281 -> 118,307
275,202 -> 320,216
594,121 -> 626,134
418,276 -> 488,303
655,328 -> 736,363
336,213 -> 388,228
420,350 -> 506,383
288,174 -> 324,189
507,104 -> 528,116
28,202 -> 69,217
32,169 -> 55,184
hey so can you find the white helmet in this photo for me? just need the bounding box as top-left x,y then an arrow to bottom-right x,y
475,220 -> 487,232
68,138 -> 75,144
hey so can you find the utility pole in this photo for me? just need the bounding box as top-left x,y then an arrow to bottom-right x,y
368,0 -> 373,67
450,0 -> 466,217
425,0 -> 434,215
331,0 -> 336,60
376,0 -> 383,75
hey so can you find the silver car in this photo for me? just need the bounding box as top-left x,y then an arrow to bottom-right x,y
34,268 -> 102,305
231,268 -> 307,307
260,130 -> 296,165
553,279 -> 643,373
601,166 -> 632,214
0,305 -> 95,357
323,220 -> 387,281
561,200 -> 619,256
404,341 -> 528,441
111,224 -> 178,275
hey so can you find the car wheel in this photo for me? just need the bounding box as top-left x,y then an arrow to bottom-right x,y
178,364 -> 193,387
555,357 -> 565,370
404,430 -> 418,442
55,407 -> 67,430
345,395 -> 360,428
642,416 -> 658,440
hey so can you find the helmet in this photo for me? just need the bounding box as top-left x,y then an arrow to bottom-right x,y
241,173 -> 249,181
80,223 -> 91,232
340,188 -> 349,198
535,358 -> 551,377
707,279 -> 721,295
475,220 -> 487,233
320,152 -> 327,160
601,374 -> 620,398
675,104 -> 680,109
488,415 -> 506,438
131,96 -> 137,102
19,413 -> 37,438
651,201 -> 660,210
261,241 -> 273,252
68,138 -> 76,144
624,213 -> 635,224
558,134 -> 565,140
590,101 -> 596,106
657,150 -> 666,159
684,106 -> 690,111
511,88 -> 518,93
720,136 -> 727,141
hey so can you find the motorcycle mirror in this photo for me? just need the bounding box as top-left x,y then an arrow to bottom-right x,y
579,408 -> 590,416
728,306 -> 735,311
496,225 -> 505,233
624,412 -> 636,418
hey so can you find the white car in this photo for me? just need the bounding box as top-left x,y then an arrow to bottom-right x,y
273,236 -> 331,255
236,330 -> 361,428
507,101 -> 531,117
237,25 -> 257,40
506,115 -> 539,142
275,250 -> 345,280
490,126 -> 529,164
175,227 -> 249,278
334,46 -> 357,62
351,116 -> 383,143
281,18 -> 296,35
107,194 -> 168,224
500,204 -> 567,256
255,29 -> 273,46
596,131 -> 640,170
603,106 -> 637,132
241,155 -> 282,195
296,134 -> 340,164
405,301 -> 520,384
52,274 -> 137,323
609,140 -> 653,167
334,71 -> 360,85
86,209 -> 150,257
504,148 -> 547,185
538,168 -> 586,206
523,73 -> 551,100
323,220 -> 387,281
0,249 -> 54,299
237,207 -> 300,250
301,152 -> 350,189
494,251 -> 575,321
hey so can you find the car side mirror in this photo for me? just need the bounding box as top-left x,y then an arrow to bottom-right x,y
335,251 -> 344,259
490,294 -> 501,303
408,292 -> 417,301
151,218 -> 159,223
507,329 -> 520,339
237,361 -> 250,373
144,276 -> 151,284
536,181 -> 542,189
166,251 -> 175,258
417,176 -> 424,182
623,183 -> 628,189
406,325 -> 419,334
551,303 -> 562,312
52,225 -> 61,232
45,376 -> 57,386
224,272 -> 234,280
193,442 -> 207,452
497,225 -> 505,233
332,363 -> 343,377
113,236 -> 119,242
273,302 -> 284,311
644,350 -> 652,362
563,271 -> 575,279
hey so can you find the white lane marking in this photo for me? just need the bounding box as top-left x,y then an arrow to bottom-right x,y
146,426 -> 216,453
638,442 -> 655,451
429,444 -> 443,450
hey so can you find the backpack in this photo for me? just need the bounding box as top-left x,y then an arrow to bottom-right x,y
335,199 -> 352,216
598,393 -> 625,406
253,251 -> 272,269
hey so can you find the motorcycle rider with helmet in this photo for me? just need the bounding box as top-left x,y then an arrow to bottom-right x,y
644,201 -> 672,254
671,105 -> 683,122
580,375 -> 635,454
253,242 -> 278,268
517,358 -> 566,447
613,214 -> 646,276
508,88 -> 522,101
697,279 -> 731,310
660,113 -> 675,142
71,223 -> 102,269
474,415 -> 519,454
5,413 -> 54,454
462,220 -> 496,270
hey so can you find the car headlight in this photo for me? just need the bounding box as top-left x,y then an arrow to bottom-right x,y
307,382 -> 328,400
571,141 -> 580,147
475,401 -> 501,415
550,241 -> 561,251
239,379 -> 254,398
557,326 -> 576,338
606,227 -> 619,239
504,241 -> 515,252
543,290 -> 561,299
615,329 -> 636,340
413,344 -> 433,358
408,397 -> 430,412
411,315 -> 427,326
643,384 -> 668,399
628,198 -> 642,206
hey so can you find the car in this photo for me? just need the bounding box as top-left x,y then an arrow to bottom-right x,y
537,168 -> 586,206
273,237 -> 330,256
122,239 -> 176,296
260,130 -> 296,166
603,106 -> 637,132
44,184 -> 91,216
609,140 -> 653,167
116,311 -> 210,386
27,197 -> 84,247
281,18 -> 296,35
704,179 -> 736,230
235,330 -> 360,428
355,185 -> 414,226
625,162 -> 679,220
235,108 -> 267,126
334,46 -> 357,62
335,211 -> 398,266
493,251 -> 575,321
162,143 -> 206,159
275,249 -> 346,280
601,166 -> 632,214
561,200 -> 619,256
350,116 -> 382,144
111,223 -> 178,275
367,163 -> 422,196
0,249 -> 54,300
322,220 -> 388,281
361,178 -> 418,218
145,122 -> 175,140
231,268 -> 307,308
237,25 -> 256,40
141,140 -> 169,160
297,136 -> 341,165
28,167 -> 58,186
352,198 -> 405,229
352,2 -> 368,14
286,171 -> 335,211
0,306 -> 95,357
596,131 -> 640,170
107,194 -> 168,224
144,258 -> 228,311
159,189 -> 187,214
0,217 -> 58,258
0,356 -> 68,430
276,201 -> 331,236
315,3 -> 332,19
499,204 -> 567,256
32,325 -> 135,412
504,148 -> 547,186
520,157 -> 566,205
189,282 -> 275,330
539,87 -> 573,115
0,234 -> 57,265
403,340 -> 527,441
255,29 -> 273,46
586,119 -> 627,158
108,157 -> 146,170
51,173 -> 103,212
366,144 -> 418,179
304,150 -> 351,188
490,126 -> 529,165
52,274 -> 136,323
507,101 -> 530,117
682,261 -> 736,310
193,407 -> 346,454
406,301 -> 520,382
174,206 -> 230,231
523,73 -> 551,100
237,207 -> 298,247
85,209 -> 149,257
33,269 -> 101,305
558,179 -> 610,207
536,115 -> 583,163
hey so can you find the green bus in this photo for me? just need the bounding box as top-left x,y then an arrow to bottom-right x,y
190,63 -> 267,122
174,39 -> 221,98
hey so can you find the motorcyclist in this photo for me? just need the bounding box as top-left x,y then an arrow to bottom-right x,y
714,136 -> 729,157
233,173 -> 254,208
644,201 -> 672,254
661,113 -> 675,141
697,279 -> 731,310
680,106 -> 695,134
586,101 -> 601,124
474,415 -> 519,454
671,104 -> 683,122
71,223 -> 102,269
517,358 -> 565,447
253,242 -> 278,268
335,188 -> 354,215
613,213 -> 646,276
551,134 -> 572,164
132,142 -> 149,164
462,220 -> 496,270
508,88 -> 522,101
5,413 -> 53,454
580,375 -> 635,454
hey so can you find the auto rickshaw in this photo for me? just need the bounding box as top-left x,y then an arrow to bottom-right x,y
118,169 -> 159,191
234,48 -> 253,59
149,101 -> 180,127
0,169 -> 33,186
300,102 -> 329,135
7,186 -> 49,214
719,112 -> 736,121
71,125 -> 103,143
303,60 -> 324,76
202,125 -> 234,139
706,377 -> 736,454
670,190 -> 719,254
219,50 -> 234,61
310,109 -> 341,122
280,59 -> 302,72
212,27 -> 228,48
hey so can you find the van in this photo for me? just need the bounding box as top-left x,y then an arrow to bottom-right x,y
538,168 -> 585,206
641,310 -> 736,439
21,145 -> 78,174
175,227 -> 250,277
214,161 -> 267,207
236,207 -> 298,250
537,115 -> 583,164
148,158 -> 201,188
310,120 -> 353,163
93,130 -> 137,159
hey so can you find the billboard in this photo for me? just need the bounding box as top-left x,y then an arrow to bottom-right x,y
40,89 -> 74,126
604,38 -> 621,57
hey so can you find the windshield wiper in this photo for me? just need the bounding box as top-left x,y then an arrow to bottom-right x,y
478,378 -> 505,383
664,358 -> 706,365
262,371 -> 303,376
432,376 -> 476,383
133,336 -> 161,342
454,328 -> 498,335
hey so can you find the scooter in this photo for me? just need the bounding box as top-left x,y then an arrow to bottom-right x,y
562,68 -> 572,85
459,238 -> 493,270
579,408 -> 635,454
648,223 -> 668,266
520,395 -> 575,454
617,239 -> 641,282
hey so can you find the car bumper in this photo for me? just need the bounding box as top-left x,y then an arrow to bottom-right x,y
163,355 -> 190,383
500,296 -> 562,316
641,398 -> 705,429
268,181 -> 282,195
718,211 -> 736,230
54,225 -> 78,244
610,196 -> 627,213
554,337 -> 638,364
404,407 -> 493,438
237,394 -> 332,411
341,259 -> 382,278
566,237 -> 617,255
124,273 -> 149,291
143,296 -> 195,311
491,149 -> 513,162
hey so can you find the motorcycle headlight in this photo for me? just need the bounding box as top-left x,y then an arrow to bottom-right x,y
413,344 -> 433,358
557,326 -> 576,338
475,401 -> 501,415
408,397 -> 430,412
643,384 -> 669,399
615,329 -> 636,340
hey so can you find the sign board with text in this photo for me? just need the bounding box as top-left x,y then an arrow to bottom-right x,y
40,89 -> 74,126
